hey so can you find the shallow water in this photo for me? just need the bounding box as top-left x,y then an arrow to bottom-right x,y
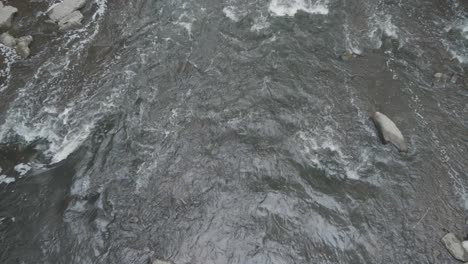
0,0 -> 467,263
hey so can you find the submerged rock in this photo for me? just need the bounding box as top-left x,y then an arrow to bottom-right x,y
463,241 -> 468,252
442,233 -> 468,262
434,72 -> 444,79
0,32 -> 16,47
14,163 -> 31,176
341,50 -> 354,61
0,175 -> 15,184
58,10 -> 83,31
0,2 -> 17,29
48,0 -> 87,22
371,112 -> 407,152
15,35 -> 33,58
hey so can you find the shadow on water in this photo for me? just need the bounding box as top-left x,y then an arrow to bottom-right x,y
0,115 -> 120,263
0,146 -> 81,264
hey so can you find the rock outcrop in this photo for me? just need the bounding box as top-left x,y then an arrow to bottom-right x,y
0,2 -> 17,29
48,0 -> 86,30
442,233 -> 468,262
0,32 -> 33,58
371,111 -> 408,152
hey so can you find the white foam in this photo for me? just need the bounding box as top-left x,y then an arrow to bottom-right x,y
0,175 -> 15,184
269,0 -> 329,17
51,123 -> 94,164
223,6 -> 242,22
379,15 -> 398,39
0,45 -> 18,92
368,14 -> 399,49
135,160 -> 158,194
251,15 -> 271,32
296,130 -> 373,180
0,0 -> 109,165
445,20 -> 468,63
449,50 -> 468,63
343,23 -> 363,55
14,163 -> 31,176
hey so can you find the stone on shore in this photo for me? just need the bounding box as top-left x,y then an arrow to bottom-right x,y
58,11 -> 83,31
15,36 -> 33,58
442,233 -> 468,262
48,0 -> 87,22
0,32 -> 16,47
0,2 -> 17,29
371,112 -> 408,152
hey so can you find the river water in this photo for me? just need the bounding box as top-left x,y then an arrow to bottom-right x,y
0,0 -> 467,263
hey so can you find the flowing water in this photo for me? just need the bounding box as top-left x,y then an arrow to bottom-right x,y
0,0 -> 467,263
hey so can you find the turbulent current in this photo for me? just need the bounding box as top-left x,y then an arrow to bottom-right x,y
0,0 -> 467,263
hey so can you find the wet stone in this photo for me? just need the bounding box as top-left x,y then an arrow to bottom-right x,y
434,72 -> 443,79
371,112 -> 407,152
129,216 -> 139,223
15,35 -> 33,58
341,50 -> 353,61
0,32 -> 16,47
58,10 -> 83,31
152,259 -> 175,264
0,2 -> 17,29
442,233 -> 468,262
48,0 -> 87,22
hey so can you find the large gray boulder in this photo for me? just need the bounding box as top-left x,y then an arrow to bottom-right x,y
371,111 -> 408,152
48,0 -> 86,22
442,233 -> 468,262
15,35 -> 33,58
0,32 -> 16,47
58,10 -> 83,31
0,2 -> 17,29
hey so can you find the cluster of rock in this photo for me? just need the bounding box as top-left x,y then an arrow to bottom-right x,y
48,0 -> 87,31
442,233 -> 468,262
0,2 -> 32,58
0,32 -> 33,58
0,0 -> 88,58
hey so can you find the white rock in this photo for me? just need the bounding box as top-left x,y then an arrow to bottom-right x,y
0,2 -> 17,29
58,10 -> 83,30
0,175 -> 15,184
463,241 -> 468,253
442,233 -> 468,262
15,35 -> 33,58
434,72 -> 443,79
371,112 -> 407,152
48,0 -> 87,22
14,163 -> 31,176
0,32 -> 16,47
17,35 -> 33,46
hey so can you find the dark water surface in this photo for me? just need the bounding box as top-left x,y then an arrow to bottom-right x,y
0,0 -> 467,263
